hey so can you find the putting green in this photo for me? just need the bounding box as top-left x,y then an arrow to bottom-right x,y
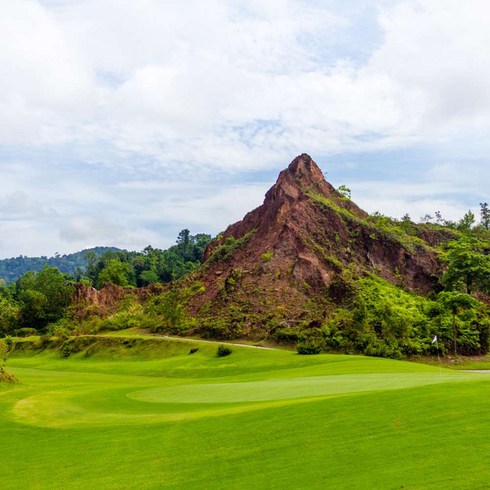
129,371 -> 484,404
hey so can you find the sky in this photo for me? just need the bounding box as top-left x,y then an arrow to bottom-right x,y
1,0 -> 490,258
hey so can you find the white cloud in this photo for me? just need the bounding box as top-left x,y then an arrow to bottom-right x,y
3,0 -> 490,160
0,0 -> 96,144
0,191 -> 57,219
351,180 -> 475,222
369,0 -> 490,135
1,0 -> 490,257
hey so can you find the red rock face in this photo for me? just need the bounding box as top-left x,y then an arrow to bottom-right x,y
72,283 -> 164,320
72,283 -> 127,319
193,154 -> 441,322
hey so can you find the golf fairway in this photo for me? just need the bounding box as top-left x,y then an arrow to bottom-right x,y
1,337 -> 489,489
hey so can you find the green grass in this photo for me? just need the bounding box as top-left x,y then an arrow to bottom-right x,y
1,336 -> 489,489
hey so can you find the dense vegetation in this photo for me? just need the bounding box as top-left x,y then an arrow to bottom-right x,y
314,203 -> 490,358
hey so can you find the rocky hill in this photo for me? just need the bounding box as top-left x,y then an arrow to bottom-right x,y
70,153 -> 490,358
184,153 -> 442,336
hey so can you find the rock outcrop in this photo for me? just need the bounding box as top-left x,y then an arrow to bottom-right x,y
188,154 -> 441,331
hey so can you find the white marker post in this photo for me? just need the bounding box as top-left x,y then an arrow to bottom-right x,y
432,335 -> 441,377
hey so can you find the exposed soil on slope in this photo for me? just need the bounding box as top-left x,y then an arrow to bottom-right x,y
184,154 -> 441,333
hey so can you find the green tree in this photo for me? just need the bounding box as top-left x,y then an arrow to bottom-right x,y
457,210 -> 476,232
16,266 -> 74,329
0,296 -> 19,335
436,292 -> 480,356
0,339 -> 7,366
139,269 -> 159,286
85,230 -> 212,288
442,237 -> 490,294
337,185 -> 351,199
145,290 -> 185,331
176,229 -> 191,258
480,202 -> 490,230
97,259 -> 130,288
18,290 -> 47,328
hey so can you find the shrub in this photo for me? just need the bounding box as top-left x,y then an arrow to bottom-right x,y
216,345 -> 232,357
61,340 -> 73,358
297,340 -> 322,355
39,334 -> 52,348
261,251 -> 273,262
100,311 -> 147,331
0,367 -> 18,384
145,291 -> 185,331
198,314 -> 244,340
223,269 -> 244,293
273,327 -> 300,343
209,230 -> 256,263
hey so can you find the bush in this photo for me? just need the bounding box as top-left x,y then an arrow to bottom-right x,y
223,269 -> 244,294
199,316 -> 244,340
216,345 -> 232,357
145,291 -> 185,331
273,327 -> 300,343
297,340 -> 322,355
39,334 -> 52,348
261,251 -> 273,262
61,340 -> 73,358
209,230 -> 255,263
0,366 -> 18,384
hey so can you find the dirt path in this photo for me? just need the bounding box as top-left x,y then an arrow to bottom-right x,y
154,335 -> 280,351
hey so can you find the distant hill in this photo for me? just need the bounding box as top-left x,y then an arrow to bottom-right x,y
0,247 -> 122,283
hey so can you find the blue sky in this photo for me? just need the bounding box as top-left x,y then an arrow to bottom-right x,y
1,0 -> 490,258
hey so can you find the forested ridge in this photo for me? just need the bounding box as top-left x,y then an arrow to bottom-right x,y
0,247 -> 119,284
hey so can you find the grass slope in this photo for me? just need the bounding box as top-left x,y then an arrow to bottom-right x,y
1,336 -> 489,489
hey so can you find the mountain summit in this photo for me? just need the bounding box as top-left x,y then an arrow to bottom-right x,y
189,154 -> 440,334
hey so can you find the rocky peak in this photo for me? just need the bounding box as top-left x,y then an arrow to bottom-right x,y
262,153 -> 366,223
264,153 -> 328,204
287,153 -> 325,182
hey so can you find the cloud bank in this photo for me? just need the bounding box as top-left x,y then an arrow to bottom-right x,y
1,0 -> 489,257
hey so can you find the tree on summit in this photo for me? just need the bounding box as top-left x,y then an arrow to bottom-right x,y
480,202 -> 490,230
